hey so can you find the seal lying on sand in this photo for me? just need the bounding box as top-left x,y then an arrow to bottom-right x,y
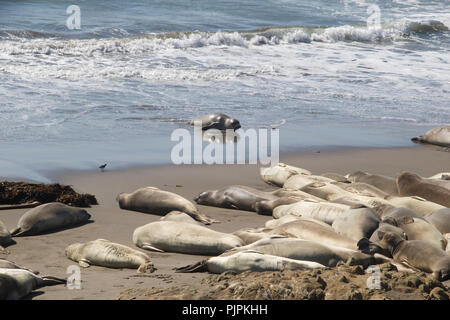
223,236 -> 380,268
396,172 -> 450,207
255,196 -> 310,216
175,250 -> 325,274
160,211 -> 200,225
384,195 -> 444,216
0,268 -> 65,300
347,171 -> 399,196
411,125 -> 450,148
65,239 -> 155,273
382,216 -> 447,250
331,208 -> 380,242
189,113 -> 241,131
267,219 -> 357,250
10,202 -> 91,237
133,221 -> 244,255
194,185 -> 279,212
283,174 -> 334,190
273,200 -> 350,224
360,231 -> 450,281
117,187 -> 216,225
260,163 -> 311,187
0,220 -> 12,252
0,260 -> 35,273
425,209 -> 450,234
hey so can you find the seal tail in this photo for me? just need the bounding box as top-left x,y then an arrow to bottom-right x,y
174,260 -> 209,273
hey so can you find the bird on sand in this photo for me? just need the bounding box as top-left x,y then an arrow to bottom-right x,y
99,163 -> 107,172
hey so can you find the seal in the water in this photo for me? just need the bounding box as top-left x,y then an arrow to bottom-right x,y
260,163 -> 311,187
347,171 -> 399,196
65,239 -> 155,273
411,125 -> 450,148
396,172 -> 450,207
0,268 -> 65,300
425,208 -> 450,234
10,202 -> 91,237
117,187 -> 216,225
363,231 -> 450,281
175,250 -> 325,273
189,113 -> 241,131
133,221 -> 244,255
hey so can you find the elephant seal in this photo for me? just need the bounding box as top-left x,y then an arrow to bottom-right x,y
160,211 -> 200,225
347,171 -> 399,196
194,185 -> 279,212
334,182 -> 389,198
10,202 -> 91,237
0,260 -> 35,273
225,236 -> 381,268
331,208 -> 380,242
300,182 -> 353,201
255,196 -> 308,216
381,207 -> 424,220
428,172 -> 450,180
396,172 -> 450,207
411,125 -> 450,148
0,220 -> 12,252
133,221 -> 244,255
0,268 -> 65,300
267,219 -> 357,250
425,209 -> 450,234
363,222 -> 407,257
385,195 -> 444,216
364,231 -> 450,281
260,163 -> 311,187
189,113 -> 241,131
264,214 -> 321,229
232,228 -> 274,245
117,187 -> 215,225
283,174 -> 334,190
320,173 -> 350,183
176,250 -> 325,273
383,216 -> 447,250
273,200 -> 350,224
65,239 -> 155,273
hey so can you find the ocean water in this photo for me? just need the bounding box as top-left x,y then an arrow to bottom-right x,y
0,0 -> 449,181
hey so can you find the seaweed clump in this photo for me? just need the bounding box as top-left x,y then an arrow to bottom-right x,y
0,181 -> 97,207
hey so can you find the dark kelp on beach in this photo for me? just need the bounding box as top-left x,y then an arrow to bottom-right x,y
0,181 -> 97,208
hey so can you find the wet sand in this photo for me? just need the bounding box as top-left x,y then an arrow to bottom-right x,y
0,145 -> 449,300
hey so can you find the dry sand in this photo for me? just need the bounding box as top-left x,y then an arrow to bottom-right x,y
1,145 -> 449,300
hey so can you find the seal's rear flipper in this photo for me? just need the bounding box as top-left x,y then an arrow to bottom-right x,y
195,213 -> 219,225
137,262 -> 156,274
41,276 -> 67,286
175,260 -> 208,273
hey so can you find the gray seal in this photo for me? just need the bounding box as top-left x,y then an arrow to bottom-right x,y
0,220 -> 12,252
331,208 -> 380,242
189,113 -> 241,131
10,202 -> 91,237
347,171 -> 399,196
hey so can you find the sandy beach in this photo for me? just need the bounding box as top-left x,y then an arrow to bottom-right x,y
0,145 -> 449,300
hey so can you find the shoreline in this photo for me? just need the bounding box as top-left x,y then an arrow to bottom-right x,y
0,145 -> 449,299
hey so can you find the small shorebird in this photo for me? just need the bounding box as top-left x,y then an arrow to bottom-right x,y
99,163 -> 107,172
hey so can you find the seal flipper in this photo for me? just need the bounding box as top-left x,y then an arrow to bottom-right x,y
78,260 -> 90,268
10,227 -> 25,237
175,260 -> 208,273
40,276 -> 67,287
192,212 -> 219,225
140,244 -> 164,253
137,262 -> 156,274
